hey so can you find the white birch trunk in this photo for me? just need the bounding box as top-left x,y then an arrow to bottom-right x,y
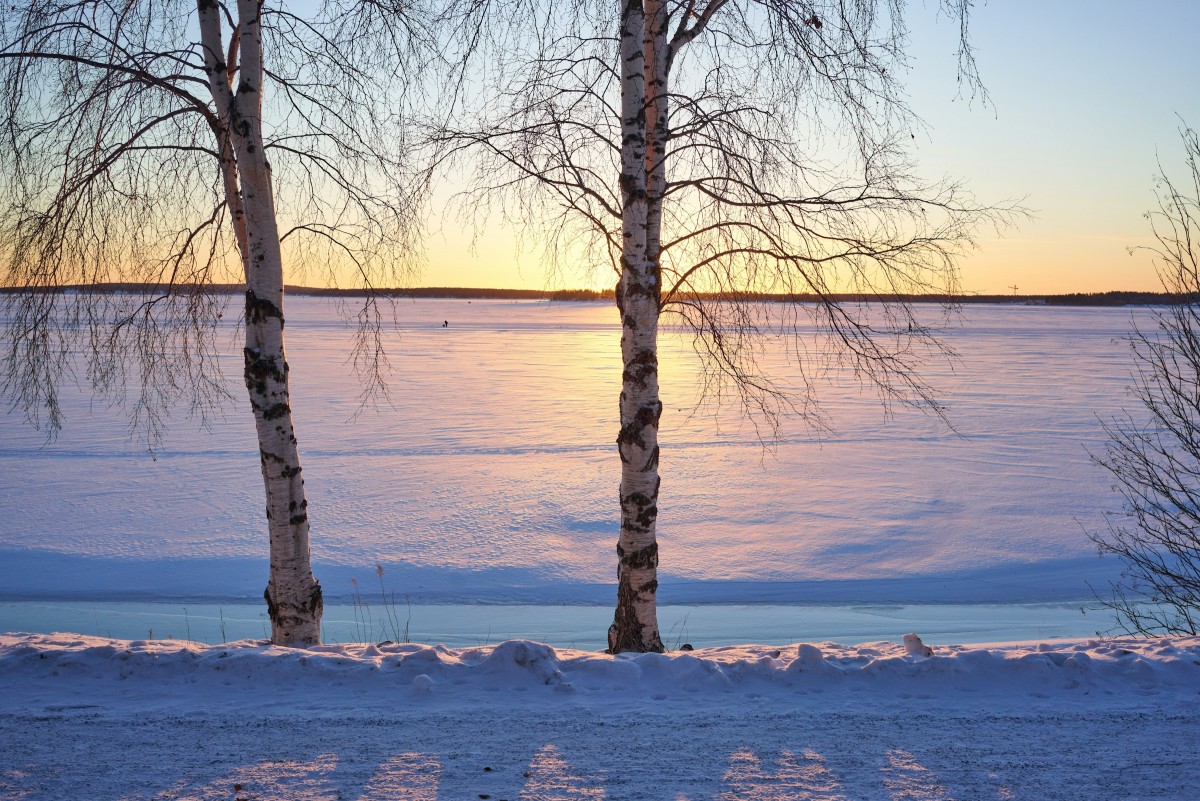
198,0 -> 322,646
608,0 -> 665,653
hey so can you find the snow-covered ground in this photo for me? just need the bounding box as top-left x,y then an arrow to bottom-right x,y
1,300 -> 1141,612
1,632 -> 1197,799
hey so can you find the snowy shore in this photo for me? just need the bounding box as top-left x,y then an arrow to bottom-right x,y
2,632 -> 1197,799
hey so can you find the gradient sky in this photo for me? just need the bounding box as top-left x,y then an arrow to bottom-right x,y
422,1 -> 1200,294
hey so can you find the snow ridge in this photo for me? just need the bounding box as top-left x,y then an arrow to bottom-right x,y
2,633 -> 1197,712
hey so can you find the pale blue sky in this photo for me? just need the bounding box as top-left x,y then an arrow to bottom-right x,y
902,0 -> 1200,294
425,1 -> 1200,294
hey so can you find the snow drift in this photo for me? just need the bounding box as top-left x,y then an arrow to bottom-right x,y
3,632 -> 1197,713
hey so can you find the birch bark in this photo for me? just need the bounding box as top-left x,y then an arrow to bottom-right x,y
198,0 -> 322,646
609,0 -> 665,653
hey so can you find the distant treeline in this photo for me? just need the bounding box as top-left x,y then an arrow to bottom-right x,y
0,284 -> 1187,306
0,283 -> 613,302
291,286 -> 616,302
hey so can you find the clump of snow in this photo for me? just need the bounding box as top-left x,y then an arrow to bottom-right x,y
786,642 -> 842,678
474,639 -> 566,686
903,632 -> 934,657
796,642 -> 824,663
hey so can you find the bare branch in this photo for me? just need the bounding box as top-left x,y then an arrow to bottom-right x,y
0,0 -> 430,441
1092,125 -> 1200,636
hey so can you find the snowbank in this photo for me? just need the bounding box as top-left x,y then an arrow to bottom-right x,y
3,632 -> 1197,715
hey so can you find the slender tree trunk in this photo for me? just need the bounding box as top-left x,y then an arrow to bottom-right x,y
609,0 -> 665,653
198,0 -> 322,645
643,0 -> 669,266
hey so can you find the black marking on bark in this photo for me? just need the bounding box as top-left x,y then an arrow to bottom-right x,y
263,586 -> 277,621
619,172 -> 638,197
281,464 -> 302,478
645,400 -> 663,425
625,497 -> 658,530
264,581 -> 323,644
245,290 -> 281,324
616,419 -> 645,451
622,349 -> 658,387
608,563 -> 663,654
623,281 -> 656,301
608,532 -> 664,652
616,540 -> 658,570
289,513 -> 308,526
244,349 -> 285,380
617,404 -> 662,454
262,402 -> 290,421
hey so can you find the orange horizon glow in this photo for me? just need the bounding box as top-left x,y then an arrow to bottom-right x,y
412,225 -> 1166,296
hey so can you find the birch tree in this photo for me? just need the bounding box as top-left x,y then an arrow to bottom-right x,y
437,0 -> 1009,652
0,0 -> 423,645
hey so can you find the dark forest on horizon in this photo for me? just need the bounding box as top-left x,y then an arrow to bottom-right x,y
0,285 -> 1187,306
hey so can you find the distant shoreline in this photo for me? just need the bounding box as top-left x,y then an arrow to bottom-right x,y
0,284 -> 1182,306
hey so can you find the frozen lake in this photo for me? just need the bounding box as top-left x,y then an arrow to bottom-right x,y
0,298 -> 1149,640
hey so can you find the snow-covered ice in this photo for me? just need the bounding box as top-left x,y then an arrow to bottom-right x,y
1,632 -> 1196,799
0,300 -> 1142,608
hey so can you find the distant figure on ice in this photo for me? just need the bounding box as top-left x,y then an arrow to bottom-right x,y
442,320 -> 448,327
